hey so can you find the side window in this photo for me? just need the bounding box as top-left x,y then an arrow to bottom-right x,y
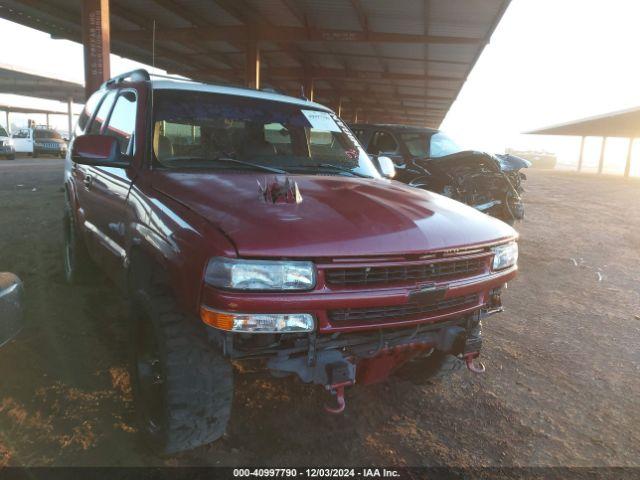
12,129 -> 28,139
75,91 -> 104,137
87,90 -> 116,135
370,131 -> 398,155
352,129 -> 365,142
104,91 -> 137,154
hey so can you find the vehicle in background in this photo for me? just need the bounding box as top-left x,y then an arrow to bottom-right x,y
0,125 -> 15,160
64,69 -> 518,454
12,126 -> 68,158
506,148 -> 557,169
351,124 -> 530,225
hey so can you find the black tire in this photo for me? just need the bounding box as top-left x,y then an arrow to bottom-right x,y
395,350 -> 464,385
31,151 -> 38,158
131,286 -> 233,454
63,202 -> 95,284
7,154 -> 15,160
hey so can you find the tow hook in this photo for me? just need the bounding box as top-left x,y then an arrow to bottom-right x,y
464,352 -> 486,374
324,381 -> 352,414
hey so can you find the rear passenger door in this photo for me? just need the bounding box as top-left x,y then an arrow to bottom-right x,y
87,90 -> 138,283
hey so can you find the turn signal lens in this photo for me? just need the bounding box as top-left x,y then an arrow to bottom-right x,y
200,306 -> 314,333
200,307 -> 234,330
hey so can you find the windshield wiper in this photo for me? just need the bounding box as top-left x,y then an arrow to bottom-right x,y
296,163 -> 373,178
212,156 -> 288,174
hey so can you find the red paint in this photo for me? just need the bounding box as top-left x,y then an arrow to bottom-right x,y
357,344 -> 432,385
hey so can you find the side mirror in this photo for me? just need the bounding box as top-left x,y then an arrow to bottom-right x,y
377,156 -> 396,179
71,134 -> 129,168
0,272 -> 24,348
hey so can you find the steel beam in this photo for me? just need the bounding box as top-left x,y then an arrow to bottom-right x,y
246,33 -> 261,89
624,138 -> 634,178
577,136 -> 585,172
116,25 -> 482,45
598,137 -> 607,174
67,97 -> 74,138
81,0 -> 111,99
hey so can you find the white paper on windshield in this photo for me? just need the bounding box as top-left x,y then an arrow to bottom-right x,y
301,110 -> 342,132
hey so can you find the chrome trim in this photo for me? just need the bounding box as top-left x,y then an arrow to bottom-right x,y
84,220 -> 127,259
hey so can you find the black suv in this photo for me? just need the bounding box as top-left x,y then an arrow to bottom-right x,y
352,124 -> 529,225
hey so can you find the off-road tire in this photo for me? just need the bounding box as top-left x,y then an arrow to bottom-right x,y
131,286 -> 233,454
395,350 -> 464,385
63,202 -> 95,284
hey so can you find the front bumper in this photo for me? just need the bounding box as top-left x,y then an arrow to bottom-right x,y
34,144 -> 66,155
0,145 -> 14,155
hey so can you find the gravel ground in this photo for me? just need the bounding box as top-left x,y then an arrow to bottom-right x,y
0,157 -> 639,467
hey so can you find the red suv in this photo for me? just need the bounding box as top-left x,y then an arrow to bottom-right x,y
63,70 -> 518,454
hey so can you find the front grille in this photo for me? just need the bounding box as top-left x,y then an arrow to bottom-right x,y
328,294 -> 479,323
325,258 -> 484,286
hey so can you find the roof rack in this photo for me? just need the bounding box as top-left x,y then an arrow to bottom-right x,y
101,69 -> 151,89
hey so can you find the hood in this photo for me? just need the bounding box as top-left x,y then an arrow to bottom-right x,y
151,172 -> 516,259
419,150 -> 529,173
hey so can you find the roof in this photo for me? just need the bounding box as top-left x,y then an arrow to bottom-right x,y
526,105 -> 640,138
351,123 -> 439,133
0,0 -> 511,127
151,79 -> 331,111
0,63 -> 84,102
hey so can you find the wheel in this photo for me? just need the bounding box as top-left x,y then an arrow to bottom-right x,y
63,202 -> 95,284
395,350 -> 464,385
6,154 -> 15,160
31,151 -> 38,158
131,285 -> 233,454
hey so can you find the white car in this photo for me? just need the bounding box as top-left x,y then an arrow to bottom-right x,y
12,127 -> 67,158
0,125 -> 15,160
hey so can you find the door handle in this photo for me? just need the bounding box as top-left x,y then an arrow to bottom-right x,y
83,175 -> 93,188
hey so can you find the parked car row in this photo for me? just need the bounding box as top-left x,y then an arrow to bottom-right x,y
63,69 -> 519,454
0,124 -> 15,160
12,126 -> 68,158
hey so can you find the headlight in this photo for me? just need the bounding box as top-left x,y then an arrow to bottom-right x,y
200,306 -> 314,333
491,241 -> 518,270
205,257 -> 316,291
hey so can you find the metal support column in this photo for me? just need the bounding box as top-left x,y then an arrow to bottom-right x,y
245,33 -> 260,90
624,138 -> 634,178
577,136 -> 585,172
67,97 -> 74,138
336,97 -> 343,117
46,113 -> 50,128
597,136 -> 607,174
303,65 -> 314,101
4,110 -> 9,133
81,0 -> 111,100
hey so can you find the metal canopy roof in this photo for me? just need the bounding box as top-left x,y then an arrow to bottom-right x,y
0,0 -> 510,127
527,106 -> 640,138
0,64 -> 84,103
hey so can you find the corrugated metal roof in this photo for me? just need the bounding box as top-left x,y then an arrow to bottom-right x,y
0,0 -> 510,127
527,106 -> 640,138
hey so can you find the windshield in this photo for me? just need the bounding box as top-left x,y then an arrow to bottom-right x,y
400,132 -> 429,158
429,132 -> 462,157
34,129 -> 62,140
152,90 -> 379,178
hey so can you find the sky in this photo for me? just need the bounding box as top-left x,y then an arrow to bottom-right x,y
1,0 -> 640,173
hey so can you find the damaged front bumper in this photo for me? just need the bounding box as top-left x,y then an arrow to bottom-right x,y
209,292 -> 504,413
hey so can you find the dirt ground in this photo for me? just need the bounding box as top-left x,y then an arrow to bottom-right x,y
0,157 -> 639,467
